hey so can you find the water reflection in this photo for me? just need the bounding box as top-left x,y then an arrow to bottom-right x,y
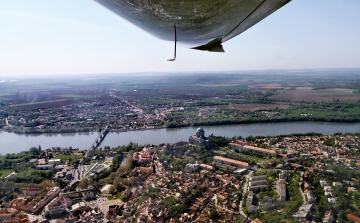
1,121 -> 359,154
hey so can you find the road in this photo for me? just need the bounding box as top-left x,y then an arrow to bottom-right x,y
299,171 -> 306,204
299,186 -> 306,204
5,171 -> 16,179
239,170 -> 253,217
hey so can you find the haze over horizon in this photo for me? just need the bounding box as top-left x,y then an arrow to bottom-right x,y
1,0 -> 360,76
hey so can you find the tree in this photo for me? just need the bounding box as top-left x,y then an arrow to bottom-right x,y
224,165 -> 232,174
209,209 -> 220,219
109,185 -> 115,193
114,178 -> 126,191
213,136 -> 230,147
79,178 -> 89,189
29,147 -> 40,155
55,178 -> 69,188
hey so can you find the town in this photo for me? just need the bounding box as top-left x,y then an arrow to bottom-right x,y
0,127 -> 360,223
1,71 -> 360,135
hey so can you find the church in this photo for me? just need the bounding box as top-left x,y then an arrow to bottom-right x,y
189,128 -> 214,149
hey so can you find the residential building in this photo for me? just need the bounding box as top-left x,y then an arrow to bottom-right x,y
28,159 -> 38,164
249,178 -> 268,192
228,143 -> 277,157
246,191 -> 258,214
320,180 -> 329,187
250,175 -> 267,181
293,204 -> 313,221
348,187 -> 357,193
199,164 -> 214,171
333,182 -> 343,188
277,171 -> 287,201
307,190 -> 315,204
323,210 -> 336,223
328,198 -> 338,204
324,186 -> 334,196
213,156 -> 250,169
44,197 -> 67,218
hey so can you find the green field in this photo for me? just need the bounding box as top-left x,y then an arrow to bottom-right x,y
54,154 -> 83,160
0,169 -> 14,178
10,99 -> 68,107
239,153 -> 265,161
214,150 -> 227,155
107,192 -> 123,200
348,107 -> 360,112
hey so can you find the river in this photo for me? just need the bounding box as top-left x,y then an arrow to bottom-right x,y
1,121 -> 359,154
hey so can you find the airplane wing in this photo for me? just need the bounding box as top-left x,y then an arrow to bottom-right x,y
94,0 -> 291,52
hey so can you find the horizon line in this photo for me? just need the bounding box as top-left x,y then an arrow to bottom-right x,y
1,67 -> 360,78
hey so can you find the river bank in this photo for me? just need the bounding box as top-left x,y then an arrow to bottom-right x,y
1,121 -> 360,155
2,117 -> 360,135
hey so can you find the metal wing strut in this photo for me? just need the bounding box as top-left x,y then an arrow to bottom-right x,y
167,25 -> 177,61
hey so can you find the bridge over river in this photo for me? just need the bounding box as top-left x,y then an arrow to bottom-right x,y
69,125 -> 111,188
84,125 -> 110,158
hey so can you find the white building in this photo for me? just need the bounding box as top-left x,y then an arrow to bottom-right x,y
324,186 -> 334,196
277,171 -> 287,201
320,180 -> 329,187
184,161 -> 200,172
333,182 -> 343,188
101,184 -> 113,194
328,198 -> 338,204
307,190 -> 315,204
49,159 -> 61,163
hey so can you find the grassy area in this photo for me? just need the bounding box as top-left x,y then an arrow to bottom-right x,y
348,107 -> 360,112
214,150 -> 227,155
54,154 -> 83,160
107,192 -> 122,200
0,169 -> 14,178
239,153 -> 265,161
10,99 -> 68,107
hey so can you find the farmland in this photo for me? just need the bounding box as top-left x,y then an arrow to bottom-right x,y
249,83 -> 283,89
218,103 -> 291,111
11,99 -> 68,107
0,68 -> 360,133
271,88 -> 360,103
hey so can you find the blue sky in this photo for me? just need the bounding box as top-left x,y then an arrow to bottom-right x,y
0,0 -> 359,76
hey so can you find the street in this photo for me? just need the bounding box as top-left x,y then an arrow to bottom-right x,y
239,170 -> 253,217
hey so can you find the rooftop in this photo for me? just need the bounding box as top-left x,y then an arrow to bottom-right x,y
196,128 -> 204,133
346,212 -> 360,223
243,145 -> 277,154
229,142 -> 276,154
213,156 -> 249,167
